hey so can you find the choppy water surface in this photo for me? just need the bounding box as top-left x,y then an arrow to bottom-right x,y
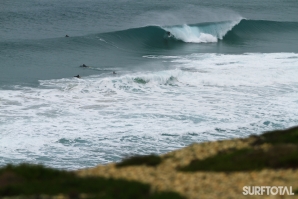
1,0 -> 298,169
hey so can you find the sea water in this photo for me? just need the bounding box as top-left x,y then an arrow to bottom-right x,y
1,0 -> 298,169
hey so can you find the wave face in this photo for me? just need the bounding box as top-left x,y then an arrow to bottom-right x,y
97,20 -> 241,48
1,19 -> 298,87
97,19 -> 298,45
223,20 -> 298,41
86,19 -> 298,56
2,19 -> 298,53
162,20 -> 241,43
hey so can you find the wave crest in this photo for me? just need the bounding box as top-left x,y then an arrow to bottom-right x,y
163,20 -> 241,43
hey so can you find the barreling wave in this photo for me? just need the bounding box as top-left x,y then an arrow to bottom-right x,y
97,19 -> 298,49
2,19 -> 298,54
99,20 -> 241,46
162,20 -> 240,43
223,19 -> 298,42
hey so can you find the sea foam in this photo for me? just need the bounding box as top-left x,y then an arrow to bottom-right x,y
1,53 -> 298,169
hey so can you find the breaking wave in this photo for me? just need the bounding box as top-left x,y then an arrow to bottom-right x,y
98,19 -> 298,45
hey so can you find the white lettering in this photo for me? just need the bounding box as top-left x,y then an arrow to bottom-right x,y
243,186 -> 249,195
290,186 -> 295,195
248,186 -> 254,195
260,186 -> 266,195
243,186 -> 295,195
255,186 -> 261,195
266,186 -> 270,195
270,186 -> 278,195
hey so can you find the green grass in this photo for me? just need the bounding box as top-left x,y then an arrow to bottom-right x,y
0,164 -> 185,199
252,126 -> 298,145
116,154 -> 162,168
179,146 -> 298,172
180,126 -> 298,172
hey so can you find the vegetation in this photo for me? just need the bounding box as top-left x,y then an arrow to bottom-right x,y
116,154 -> 162,168
251,126 -> 298,145
179,146 -> 298,172
180,126 -> 298,172
1,127 -> 298,197
0,164 -> 184,199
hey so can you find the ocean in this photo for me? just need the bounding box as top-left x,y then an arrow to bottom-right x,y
1,0 -> 298,170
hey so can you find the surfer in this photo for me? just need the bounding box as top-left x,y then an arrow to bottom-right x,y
166,31 -> 172,37
113,71 -> 117,74
80,64 -> 88,67
74,75 -> 80,78
65,35 -> 69,37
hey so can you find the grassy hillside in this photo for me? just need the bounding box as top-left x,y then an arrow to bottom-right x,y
1,126 -> 298,199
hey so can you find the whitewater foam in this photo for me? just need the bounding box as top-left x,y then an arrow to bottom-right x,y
1,53 -> 298,169
163,19 -> 241,43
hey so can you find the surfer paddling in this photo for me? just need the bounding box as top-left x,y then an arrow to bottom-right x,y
74,75 -> 81,78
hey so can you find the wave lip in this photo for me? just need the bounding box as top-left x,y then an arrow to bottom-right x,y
98,18 -> 298,47
96,19 -> 243,49
162,19 -> 242,43
164,24 -> 218,43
